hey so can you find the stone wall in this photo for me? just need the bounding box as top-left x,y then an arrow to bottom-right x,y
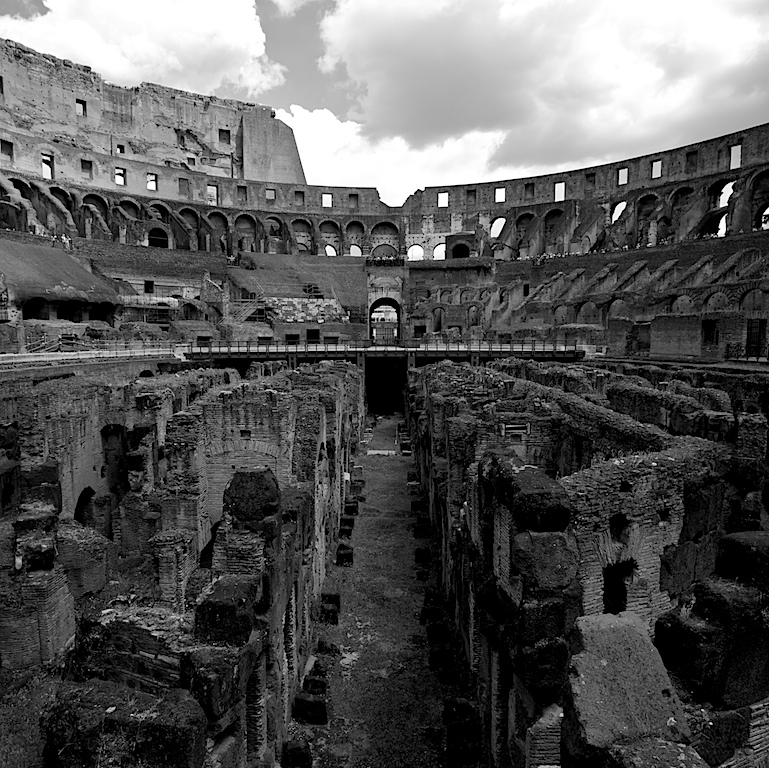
6,360 -> 363,767
408,359 -> 768,767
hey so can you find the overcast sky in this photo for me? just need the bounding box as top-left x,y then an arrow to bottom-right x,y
1,0 -> 768,205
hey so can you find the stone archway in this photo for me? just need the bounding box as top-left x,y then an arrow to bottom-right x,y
369,297 -> 401,343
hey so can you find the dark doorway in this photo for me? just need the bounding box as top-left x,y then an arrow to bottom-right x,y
369,298 -> 401,343
101,425 -> 128,495
603,559 -> 636,614
365,358 -> 407,415
148,228 -> 169,248
74,487 -> 95,525
747,318 -> 767,358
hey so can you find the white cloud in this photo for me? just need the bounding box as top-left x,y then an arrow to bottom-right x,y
278,105 -> 510,205
268,0 -> 320,15
0,0 -> 285,97
318,0 -> 769,168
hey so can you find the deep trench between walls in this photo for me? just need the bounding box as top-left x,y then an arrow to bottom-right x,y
287,414 -> 472,768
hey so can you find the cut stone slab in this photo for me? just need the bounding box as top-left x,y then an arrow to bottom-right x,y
222,468 -> 280,530
608,737 -> 709,767
562,613 -> 689,767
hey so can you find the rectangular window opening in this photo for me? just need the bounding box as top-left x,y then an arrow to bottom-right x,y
466,189 -> 476,204
178,177 -> 190,196
206,184 -> 219,206
219,128 -> 231,144
115,143 -> 125,154
703,319 -> 720,346
80,159 -> 93,178
437,191 -> 449,207
75,98 -> 87,117
730,144 -> 742,170
322,192 -> 333,208
651,160 -> 662,179
554,181 -> 565,202
524,182 -> 534,200
146,172 -> 158,191
307,329 -> 320,342
494,186 -> 506,203
0,77 -> 4,95
1,140 -> 13,162
294,190 -> 305,206
238,186 -> 249,204
144,280 -> 155,294
41,152 -> 54,179
617,167 -> 628,185
186,156 -> 196,167
523,283 -> 530,297
585,172 -> 596,189
114,167 -> 126,186
686,150 -> 698,173
285,333 -> 300,343
348,193 -> 359,209
264,188 -> 276,201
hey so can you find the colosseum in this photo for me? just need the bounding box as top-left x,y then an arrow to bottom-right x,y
0,35 -> 768,768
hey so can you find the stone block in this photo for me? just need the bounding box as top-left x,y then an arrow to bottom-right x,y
492,464 -> 571,532
195,576 -> 264,645
717,531 -> 769,591
292,692 -> 328,724
15,531 -> 56,570
280,488 -> 313,525
511,531 -> 579,591
692,707 -> 750,767
283,739 -> 313,768
13,501 -> 58,534
693,577 -> 762,628
336,543 -> 353,567
518,598 -> 567,646
415,546 -> 432,565
608,738 -> 709,767
321,592 -> 340,609
303,675 -> 328,695
654,610 -> 727,704
340,514 -> 356,529
517,637 -> 568,698
222,469 -> 280,531
180,647 -> 243,721
320,602 -> 339,624
443,698 -> 481,768
563,613 -> 688,767
41,679 -> 206,768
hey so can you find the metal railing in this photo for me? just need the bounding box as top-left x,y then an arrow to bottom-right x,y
725,342 -> 769,362
184,339 -> 582,356
0,336 -> 583,368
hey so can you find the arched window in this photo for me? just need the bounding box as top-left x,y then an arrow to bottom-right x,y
490,217 -> 506,238
407,244 -> 424,261
451,242 -> 470,259
292,219 -> 312,252
148,228 -> 169,248
611,201 -> 627,224
433,243 -> 446,260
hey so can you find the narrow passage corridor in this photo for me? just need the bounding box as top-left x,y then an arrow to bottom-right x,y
294,416 -> 453,767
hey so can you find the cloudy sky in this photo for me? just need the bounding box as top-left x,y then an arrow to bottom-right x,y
1,0 -> 768,205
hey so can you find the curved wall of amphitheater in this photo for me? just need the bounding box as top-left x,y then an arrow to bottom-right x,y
1,36 -> 769,360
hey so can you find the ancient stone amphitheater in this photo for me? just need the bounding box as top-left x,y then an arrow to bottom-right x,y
0,36 -> 769,768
